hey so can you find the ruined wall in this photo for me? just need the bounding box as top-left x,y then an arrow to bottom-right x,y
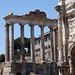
1,62 -> 59,75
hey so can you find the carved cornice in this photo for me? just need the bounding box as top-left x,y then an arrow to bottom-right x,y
66,2 -> 75,16
3,10 -> 58,28
3,14 -> 57,23
57,0 -> 75,17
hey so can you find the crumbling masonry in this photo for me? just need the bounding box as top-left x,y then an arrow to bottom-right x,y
0,0 -> 75,75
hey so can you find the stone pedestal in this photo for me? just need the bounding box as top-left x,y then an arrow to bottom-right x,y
2,62 -> 16,75
58,65 -> 70,75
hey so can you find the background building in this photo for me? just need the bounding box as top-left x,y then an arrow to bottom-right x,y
35,31 -> 58,62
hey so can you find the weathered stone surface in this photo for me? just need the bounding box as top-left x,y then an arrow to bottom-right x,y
3,10 -> 58,28
26,9 -> 47,19
1,62 -> 59,75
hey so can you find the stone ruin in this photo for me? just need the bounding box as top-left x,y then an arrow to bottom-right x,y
1,9 -> 58,75
0,0 -> 75,75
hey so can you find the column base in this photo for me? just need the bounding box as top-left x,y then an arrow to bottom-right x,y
2,62 -> 16,75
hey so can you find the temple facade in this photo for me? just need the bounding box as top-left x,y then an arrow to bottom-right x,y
0,0 -> 75,75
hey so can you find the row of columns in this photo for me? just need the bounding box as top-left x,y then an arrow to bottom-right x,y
58,16 -> 63,63
5,23 -> 58,63
30,25 -> 58,63
5,24 -> 15,62
5,24 -> 25,63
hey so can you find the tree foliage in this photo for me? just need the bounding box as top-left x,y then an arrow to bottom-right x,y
0,54 -> 5,63
14,37 -> 30,60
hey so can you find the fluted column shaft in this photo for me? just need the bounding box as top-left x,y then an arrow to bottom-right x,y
20,25 -> 25,62
53,28 -> 58,62
30,25 -> 35,62
5,24 -> 9,62
40,26 -> 45,63
49,28 -> 54,61
10,24 -> 14,62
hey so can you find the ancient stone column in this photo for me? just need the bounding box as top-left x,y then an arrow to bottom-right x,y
62,0 -> 68,64
49,28 -> 54,61
20,25 -> 25,62
53,28 -> 58,62
30,25 -> 35,62
5,24 -> 9,63
55,5 -> 63,64
63,18 -> 68,64
10,24 -> 14,62
58,16 -> 63,63
40,26 -> 45,63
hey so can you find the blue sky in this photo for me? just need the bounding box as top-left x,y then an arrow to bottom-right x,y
0,0 -> 58,54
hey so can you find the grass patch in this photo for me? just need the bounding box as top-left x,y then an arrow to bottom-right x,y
16,60 -> 20,63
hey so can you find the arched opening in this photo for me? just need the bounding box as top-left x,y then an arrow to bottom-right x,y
70,45 -> 75,75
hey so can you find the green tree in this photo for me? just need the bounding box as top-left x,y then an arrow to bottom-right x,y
0,54 -> 5,63
14,37 -> 30,60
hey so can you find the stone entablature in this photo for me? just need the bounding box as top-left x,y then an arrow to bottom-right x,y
58,0 -> 75,16
3,10 -> 58,28
2,10 -> 58,75
58,0 -> 75,6
3,9 -> 58,63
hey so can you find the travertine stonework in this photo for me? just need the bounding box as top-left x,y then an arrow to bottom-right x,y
68,15 -> 75,48
0,0 -> 75,75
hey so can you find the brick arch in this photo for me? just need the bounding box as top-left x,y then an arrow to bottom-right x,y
69,44 -> 75,75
